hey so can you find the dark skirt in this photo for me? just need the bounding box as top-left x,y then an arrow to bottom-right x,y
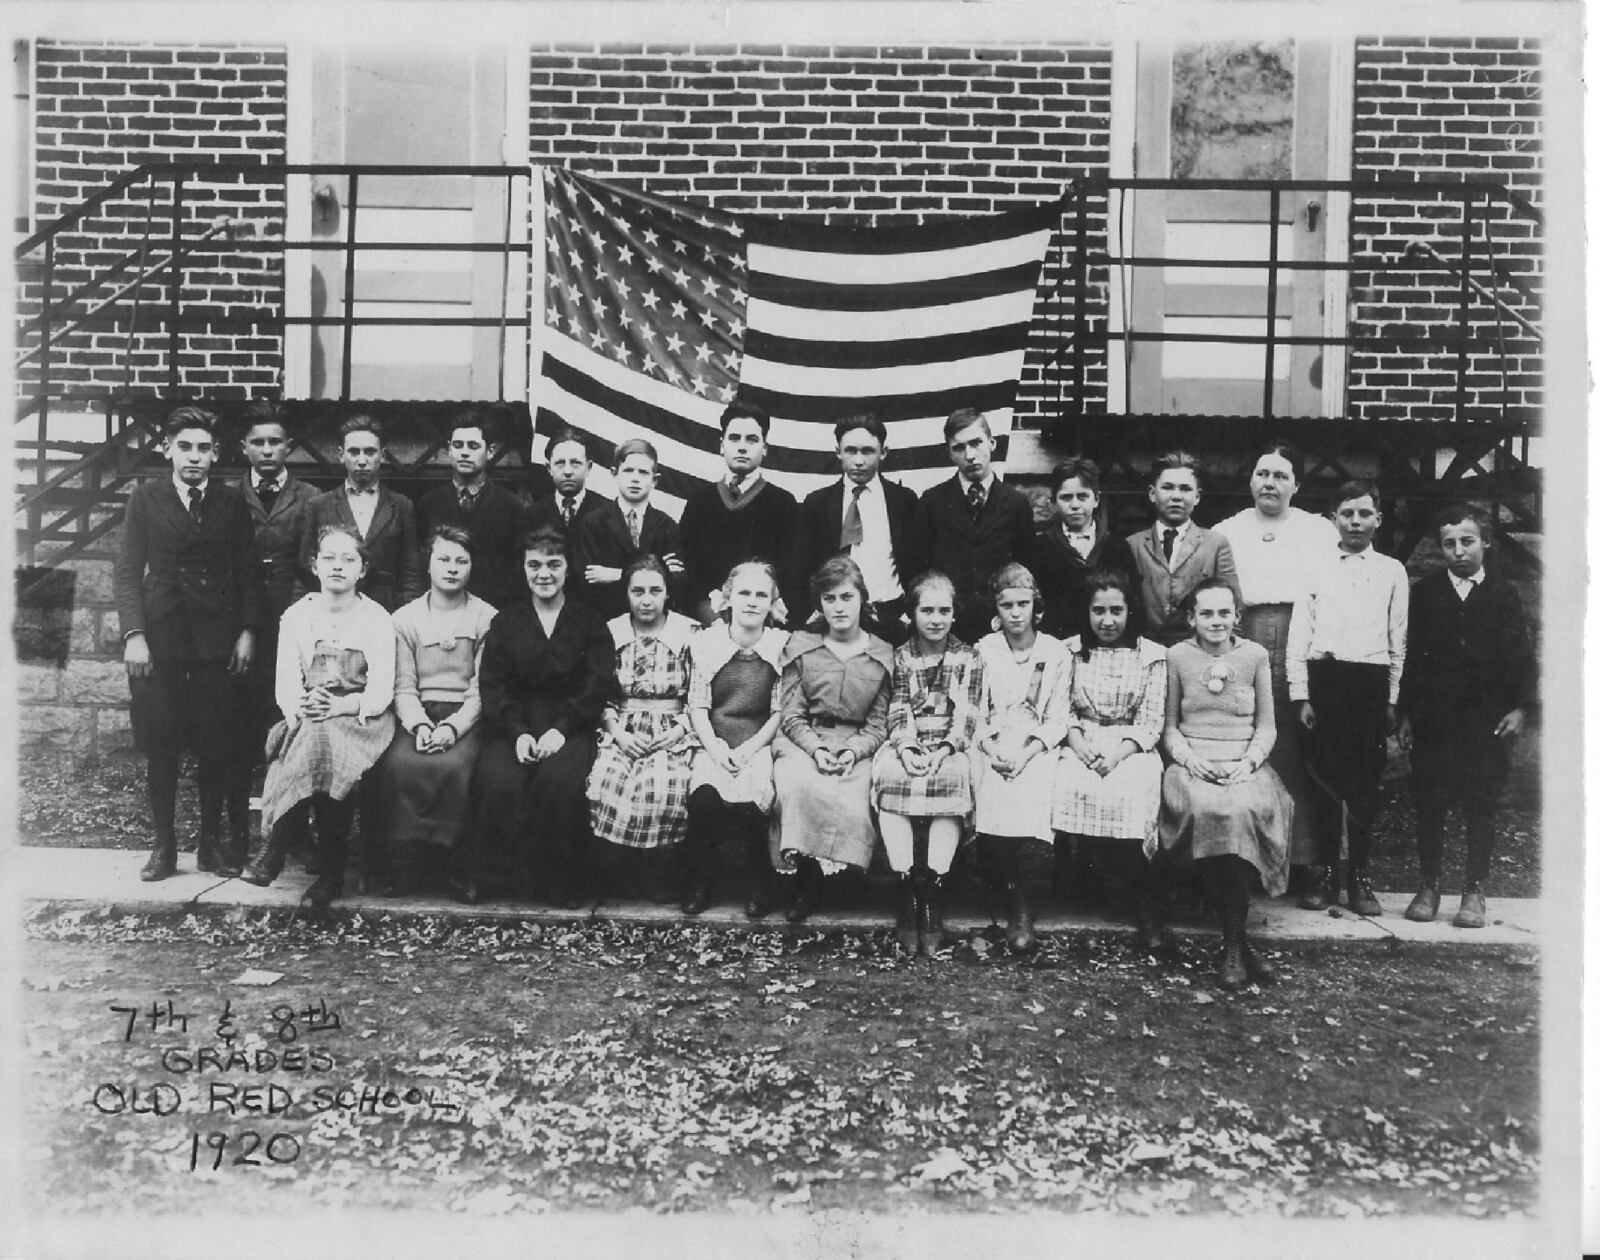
468,732 -> 596,895
375,700 -> 482,849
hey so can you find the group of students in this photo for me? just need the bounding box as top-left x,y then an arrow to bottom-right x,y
115,400 -> 1535,989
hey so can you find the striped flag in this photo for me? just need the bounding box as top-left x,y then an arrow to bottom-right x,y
533,167 -> 1060,513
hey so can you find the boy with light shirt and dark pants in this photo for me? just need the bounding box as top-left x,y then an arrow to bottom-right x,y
1396,504 -> 1534,928
1287,479 -> 1408,916
115,407 -> 261,880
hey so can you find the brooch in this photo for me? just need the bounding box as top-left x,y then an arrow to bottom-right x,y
1261,532 -> 1276,543
1203,663 -> 1232,694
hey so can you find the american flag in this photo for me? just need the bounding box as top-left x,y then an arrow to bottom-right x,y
533,167 -> 1060,513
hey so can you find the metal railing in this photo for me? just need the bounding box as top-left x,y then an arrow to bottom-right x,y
1049,175 -> 1543,427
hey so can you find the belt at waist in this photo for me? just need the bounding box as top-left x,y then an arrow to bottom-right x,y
1075,713 -> 1135,727
810,715 -> 863,730
617,697 -> 685,714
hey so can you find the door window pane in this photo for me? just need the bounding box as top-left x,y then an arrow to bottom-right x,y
1170,42 -> 1295,180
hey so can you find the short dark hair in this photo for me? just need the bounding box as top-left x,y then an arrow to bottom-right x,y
834,413 -> 887,447
943,407 -> 990,444
1250,442 -> 1305,484
623,553 -> 673,591
448,407 -> 495,447
1184,576 -> 1239,619
809,555 -> 868,611
521,525 -> 568,557
238,400 -> 287,438
339,415 -> 383,446
1072,566 -> 1146,659
1333,478 -> 1381,512
1149,451 -> 1202,487
720,399 -> 771,438
546,428 -> 590,461
1050,456 -> 1102,496
426,523 -> 478,562
1434,501 -> 1491,542
165,405 -> 220,441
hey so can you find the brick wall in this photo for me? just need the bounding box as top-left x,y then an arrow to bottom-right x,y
1346,37 -> 1542,426
18,42 -> 288,402
527,44 -> 1115,427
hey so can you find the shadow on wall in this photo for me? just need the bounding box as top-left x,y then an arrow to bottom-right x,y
14,566 -> 77,666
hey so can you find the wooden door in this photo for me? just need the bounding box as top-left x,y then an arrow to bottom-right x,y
1120,40 -> 1335,418
291,49 -> 523,401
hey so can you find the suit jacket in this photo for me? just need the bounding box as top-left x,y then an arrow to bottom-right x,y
525,490 -> 607,541
910,475 -> 1035,643
297,484 -> 424,613
236,474 -> 321,625
115,478 -> 262,661
788,476 -> 919,621
1027,526 -> 1138,639
1126,522 -> 1242,646
417,480 -> 534,611
569,498 -> 683,621
1398,570 -> 1536,736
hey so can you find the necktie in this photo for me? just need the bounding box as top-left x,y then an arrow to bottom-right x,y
187,487 -> 204,525
966,482 -> 984,518
841,485 -> 865,548
728,474 -> 747,500
1161,526 -> 1178,561
627,508 -> 642,548
459,487 -> 476,513
560,493 -> 576,525
257,480 -> 279,513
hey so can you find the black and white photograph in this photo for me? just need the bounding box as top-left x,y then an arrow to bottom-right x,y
2,1 -> 1588,1255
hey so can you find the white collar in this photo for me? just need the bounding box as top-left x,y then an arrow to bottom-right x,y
1156,519 -> 1191,540
1337,545 -> 1373,560
959,471 -> 996,496
607,610 -> 696,651
172,473 -> 209,497
345,480 -> 379,498
725,470 -> 763,492
1449,569 -> 1485,596
843,476 -> 878,498
251,470 -> 283,490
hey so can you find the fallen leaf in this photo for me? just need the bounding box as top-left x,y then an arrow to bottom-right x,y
232,968 -> 284,987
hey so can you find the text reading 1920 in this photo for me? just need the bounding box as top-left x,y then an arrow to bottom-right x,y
188,1131 -> 302,1172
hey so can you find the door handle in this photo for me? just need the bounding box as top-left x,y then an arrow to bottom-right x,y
1304,200 -> 1322,233
313,182 -> 340,231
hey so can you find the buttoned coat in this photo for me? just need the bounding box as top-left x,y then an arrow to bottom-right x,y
910,475 -> 1034,643
296,484 -> 425,612
236,473 -> 321,624
115,478 -> 262,661
417,479 -> 534,610
1027,525 -> 1138,639
1398,569 -> 1536,737
569,498 -> 683,621
1126,522 -> 1242,646
788,476 -> 919,621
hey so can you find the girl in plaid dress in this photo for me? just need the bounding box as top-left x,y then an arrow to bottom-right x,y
588,556 -> 698,853
246,524 -> 396,907
871,571 -> 984,954
1050,568 -> 1170,952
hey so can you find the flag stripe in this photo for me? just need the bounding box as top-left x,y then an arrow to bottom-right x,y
744,199 -> 1063,255
748,262 -> 1046,313
736,378 -> 1025,427
746,289 -> 1039,342
740,349 -> 1033,401
744,322 -> 1032,370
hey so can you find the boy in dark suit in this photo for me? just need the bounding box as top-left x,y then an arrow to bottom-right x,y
1125,451 -> 1241,646
789,413 -> 918,644
526,428 -> 604,539
570,437 -> 683,621
677,400 -> 800,626
297,416 -> 424,612
234,402 -> 321,857
910,407 -> 1034,646
417,408 -> 535,610
115,406 -> 261,880
1397,504 -> 1535,928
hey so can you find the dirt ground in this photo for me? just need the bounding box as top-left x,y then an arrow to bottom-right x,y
21,905 -> 1538,1219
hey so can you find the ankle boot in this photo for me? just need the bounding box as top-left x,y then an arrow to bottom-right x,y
786,856 -> 821,923
894,872 -> 920,954
1298,862 -> 1339,912
241,823 -> 292,887
1347,867 -> 1383,917
679,841 -> 711,916
1404,881 -> 1441,922
1005,881 -> 1036,954
196,829 -> 223,874
916,868 -> 947,956
140,835 -> 178,882
1217,910 -> 1248,991
1240,932 -> 1277,985
1134,889 -> 1177,956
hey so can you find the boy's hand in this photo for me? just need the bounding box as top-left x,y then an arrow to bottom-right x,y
662,552 -> 684,575
1296,701 -> 1316,731
123,633 -> 153,678
1395,713 -> 1413,752
585,565 -> 622,586
1495,707 -> 1526,739
229,629 -> 255,675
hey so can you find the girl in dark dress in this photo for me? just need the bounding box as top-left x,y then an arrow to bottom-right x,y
461,527 -> 613,906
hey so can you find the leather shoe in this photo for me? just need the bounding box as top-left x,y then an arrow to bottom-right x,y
1347,875 -> 1383,917
1404,884 -> 1440,923
681,883 -> 712,917
140,847 -> 177,882
301,873 -> 344,909
1452,888 -> 1487,929
1298,866 -> 1338,912
1218,940 -> 1248,991
1241,938 -> 1277,985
